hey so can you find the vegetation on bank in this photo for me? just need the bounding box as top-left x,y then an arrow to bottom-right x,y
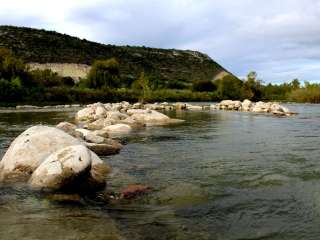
0,47 -> 320,106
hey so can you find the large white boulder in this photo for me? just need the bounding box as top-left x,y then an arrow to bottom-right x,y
29,145 -> 92,190
75,103 -> 107,122
241,99 -> 253,111
0,126 -> 81,181
130,110 -> 171,124
75,107 -> 96,122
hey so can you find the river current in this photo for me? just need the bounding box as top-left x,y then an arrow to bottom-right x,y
0,104 -> 320,240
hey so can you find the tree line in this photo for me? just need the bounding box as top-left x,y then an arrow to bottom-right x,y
0,47 -> 319,105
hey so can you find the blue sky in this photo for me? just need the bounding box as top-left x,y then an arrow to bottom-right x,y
1,0 -> 320,83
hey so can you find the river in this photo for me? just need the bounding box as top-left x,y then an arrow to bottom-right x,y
0,104 -> 320,240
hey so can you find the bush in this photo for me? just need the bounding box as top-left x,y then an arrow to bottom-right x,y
0,77 -> 24,101
131,72 -> 151,102
84,58 -> 120,89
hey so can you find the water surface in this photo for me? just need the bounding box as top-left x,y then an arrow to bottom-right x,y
1,104 -> 320,240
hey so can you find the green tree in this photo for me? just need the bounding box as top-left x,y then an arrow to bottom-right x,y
132,72 -> 151,102
85,58 -> 120,89
290,78 -> 300,90
215,75 -> 244,100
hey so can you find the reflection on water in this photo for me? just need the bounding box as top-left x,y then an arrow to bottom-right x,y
1,104 -> 320,239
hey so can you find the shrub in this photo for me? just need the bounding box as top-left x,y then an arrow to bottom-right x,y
84,58 -> 120,89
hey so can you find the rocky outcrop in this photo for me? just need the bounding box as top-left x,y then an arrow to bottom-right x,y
28,63 -> 90,82
0,126 -> 110,191
0,126 -> 81,181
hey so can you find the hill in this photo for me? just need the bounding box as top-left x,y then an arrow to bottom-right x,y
0,25 -> 231,85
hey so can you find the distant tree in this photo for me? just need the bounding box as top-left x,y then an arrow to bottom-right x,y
215,75 -> 244,100
0,47 -> 30,85
244,71 -> 263,101
85,58 -> 120,89
30,69 -> 62,87
290,78 -> 300,90
132,72 -> 151,102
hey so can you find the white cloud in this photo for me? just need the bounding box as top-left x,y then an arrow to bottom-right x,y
1,0 -> 320,83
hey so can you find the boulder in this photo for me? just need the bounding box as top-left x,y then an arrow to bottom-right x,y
84,118 -> 113,130
186,104 -> 203,110
120,184 -> 150,199
241,99 -> 253,111
106,111 -> 128,121
29,145 -> 92,191
89,151 -> 111,188
75,103 -> 107,122
104,124 -> 132,135
56,122 -> 82,138
175,102 -> 186,110
75,128 -> 105,144
132,102 -> 143,109
0,126 -> 81,182
93,129 -> 109,138
95,106 -> 107,119
130,110 -> 171,124
85,141 -> 123,156
75,107 -> 95,122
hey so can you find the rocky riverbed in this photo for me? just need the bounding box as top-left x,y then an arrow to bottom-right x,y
0,100 -> 296,195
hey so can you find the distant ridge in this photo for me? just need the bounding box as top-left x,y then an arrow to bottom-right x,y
0,25 -> 233,84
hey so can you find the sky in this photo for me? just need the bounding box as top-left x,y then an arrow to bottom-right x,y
1,0 -> 320,83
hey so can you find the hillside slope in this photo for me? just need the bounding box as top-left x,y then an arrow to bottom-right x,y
0,25 -> 231,84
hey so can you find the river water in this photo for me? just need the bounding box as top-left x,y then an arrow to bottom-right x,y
0,104 -> 320,240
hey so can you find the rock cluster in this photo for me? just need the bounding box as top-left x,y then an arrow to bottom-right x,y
0,102 -> 183,192
0,126 -> 110,192
210,99 -> 296,116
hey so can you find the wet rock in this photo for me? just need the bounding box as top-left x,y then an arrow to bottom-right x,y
47,193 -> 82,202
120,184 -> 150,199
85,141 -> 123,155
29,145 -> 92,191
89,151 -> 111,188
0,126 -> 81,182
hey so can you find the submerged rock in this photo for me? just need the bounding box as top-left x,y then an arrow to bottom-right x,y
120,184 -> 150,199
156,183 -> 208,206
